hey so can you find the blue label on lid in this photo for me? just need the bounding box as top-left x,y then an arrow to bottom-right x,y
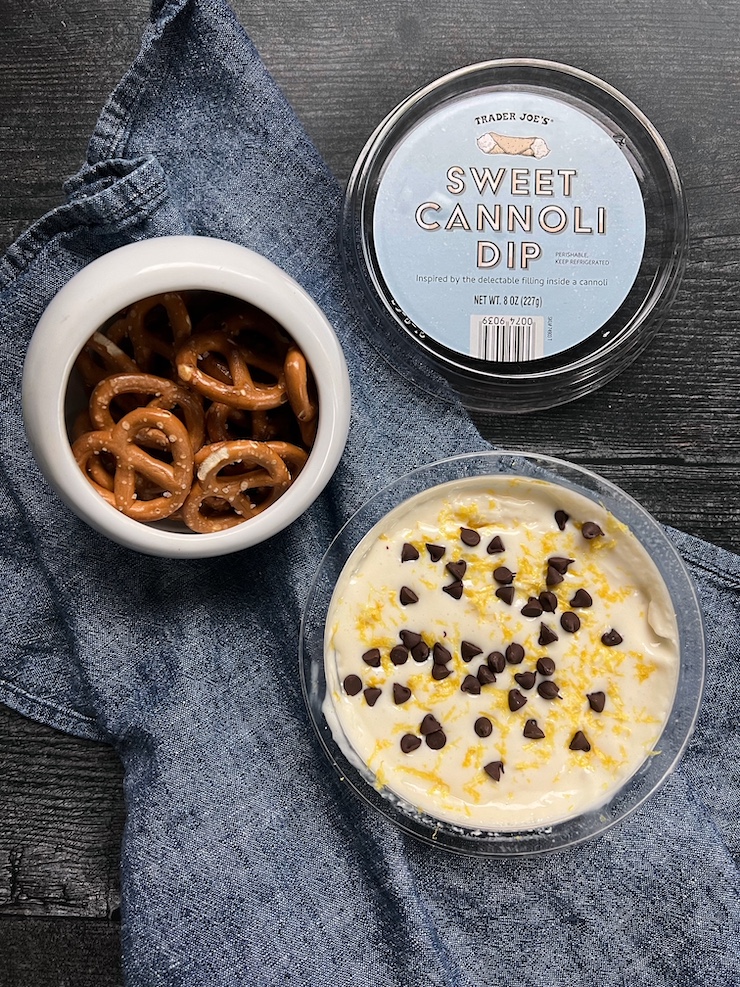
372,91 -> 646,360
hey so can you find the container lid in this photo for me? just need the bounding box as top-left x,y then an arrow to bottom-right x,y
341,59 -> 688,413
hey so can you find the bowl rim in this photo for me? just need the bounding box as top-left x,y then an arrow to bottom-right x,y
299,449 -> 705,855
22,235 -> 351,558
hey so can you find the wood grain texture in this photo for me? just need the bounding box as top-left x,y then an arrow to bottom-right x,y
0,706 -> 124,919
0,0 -> 738,982
0,916 -> 122,987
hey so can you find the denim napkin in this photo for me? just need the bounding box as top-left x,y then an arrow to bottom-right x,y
1,1 -> 739,984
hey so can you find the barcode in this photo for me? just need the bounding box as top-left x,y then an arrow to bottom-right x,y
470,315 -> 545,362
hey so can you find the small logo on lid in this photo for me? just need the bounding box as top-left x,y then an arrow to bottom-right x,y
477,132 -> 550,158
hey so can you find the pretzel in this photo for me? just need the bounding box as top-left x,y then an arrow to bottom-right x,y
89,372 -> 206,452
72,407 -> 194,521
80,417 -> 175,495
205,403 -> 256,443
175,330 -> 287,410
75,331 -> 141,389
180,440 -> 291,533
264,441 -> 309,480
70,409 -> 94,443
107,292 -> 192,375
284,347 -> 318,423
71,292 -> 321,532
205,402 -> 301,445
284,346 -> 318,446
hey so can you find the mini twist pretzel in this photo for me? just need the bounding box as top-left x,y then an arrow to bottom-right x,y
181,440 -> 291,533
107,292 -> 192,374
72,407 -> 194,521
284,347 -> 318,423
204,403 -> 300,445
75,331 -> 141,389
175,330 -> 286,411
264,441 -> 309,480
284,346 -> 318,446
89,372 -> 206,453
219,309 -> 292,359
205,403 -> 257,444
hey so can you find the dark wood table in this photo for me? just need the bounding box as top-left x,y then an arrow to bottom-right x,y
1,0 -> 738,982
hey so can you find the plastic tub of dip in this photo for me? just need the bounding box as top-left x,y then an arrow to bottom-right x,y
341,59 -> 688,412
299,451 -> 704,855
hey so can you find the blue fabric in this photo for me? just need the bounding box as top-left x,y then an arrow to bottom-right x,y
1,1 -> 739,984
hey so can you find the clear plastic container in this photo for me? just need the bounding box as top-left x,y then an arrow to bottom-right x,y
299,452 -> 704,855
341,60 -> 688,413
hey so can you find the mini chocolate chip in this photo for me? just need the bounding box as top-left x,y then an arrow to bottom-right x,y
570,589 -> 593,608
461,674 -> 481,695
537,681 -> 560,700
493,566 -> 515,585
495,585 -> 515,605
486,535 -> 505,554
601,628 -> 623,646
555,509 -> 569,531
390,645 -> 409,666
400,734 -> 421,753
362,648 -> 381,667
446,560 -> 467,580
514,670 -> 536,690
546,565 -> 564,586
460,527 -> 480,546
506,642 -> 525,664
411,641 -> 430,662
488,651 -> 506,674
364,687 -> 382,707
477,664 -> 496,686
538,591 -> 558,613
443,580 -> 464,600
343,674 -> 362,696
426,729 -> 447,750
484,760 -> 504,781
569,730 -> 591,752
461,640 -> 483,662
536,656 -> 556,676
393,683 -> 412,705
560,611 -> 581,633
432,663 -> 452,680
587,691 -> 606,712
523,718 -> 545,740
475,716 -> 493,738
508,688 -> 527,711
401,542 -> 419,562
548,556 -> 575,575
521,597 -> 544,618
426,543 -> 446,562
582,522 -> 604,540
420,713 -> 442,735
400,586 -> 418,606
538,623 -> 559,646
433,643 -> 452,665
400,630 -> 422,648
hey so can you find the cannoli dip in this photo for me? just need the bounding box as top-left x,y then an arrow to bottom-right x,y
323,476 -> 679,831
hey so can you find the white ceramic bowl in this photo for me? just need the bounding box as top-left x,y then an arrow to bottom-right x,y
22,236 -> 351,558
